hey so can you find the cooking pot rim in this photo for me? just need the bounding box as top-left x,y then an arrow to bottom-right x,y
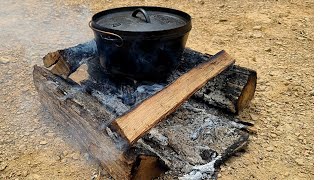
90,6 -> 192,39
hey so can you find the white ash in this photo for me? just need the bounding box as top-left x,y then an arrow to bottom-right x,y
178,156 -> 221,180
114,83 -> 164,106
92,90 -> 129,116
229,120 -> 246,130
56,86 -> 86,101
183,103 -> 206,113
136,84 -> 164,93
145,128 -> 169,146
190,112 -> 231,141
132,84 -> 164,105
190,118 -> 215,140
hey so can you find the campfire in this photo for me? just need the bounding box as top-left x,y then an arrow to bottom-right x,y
33,39 -> 257,179
32,5 -> 258,180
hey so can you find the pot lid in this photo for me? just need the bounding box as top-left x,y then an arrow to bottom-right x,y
91,7 -> 191,33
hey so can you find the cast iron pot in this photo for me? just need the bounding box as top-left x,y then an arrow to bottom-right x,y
89,6 -> 192,80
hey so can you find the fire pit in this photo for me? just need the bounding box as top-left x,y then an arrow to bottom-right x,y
35,40 -> 257,179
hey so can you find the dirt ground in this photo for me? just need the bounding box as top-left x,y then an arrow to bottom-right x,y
0,0 -> 314,179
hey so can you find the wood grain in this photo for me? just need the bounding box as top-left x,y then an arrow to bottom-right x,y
113,50 -> 235,144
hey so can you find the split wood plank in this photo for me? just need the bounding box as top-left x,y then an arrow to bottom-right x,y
112,50 -> 235,144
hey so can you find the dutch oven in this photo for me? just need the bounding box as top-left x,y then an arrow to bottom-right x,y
89,6 -> 192,80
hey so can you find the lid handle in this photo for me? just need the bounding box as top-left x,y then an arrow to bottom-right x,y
132,8 -> 151,23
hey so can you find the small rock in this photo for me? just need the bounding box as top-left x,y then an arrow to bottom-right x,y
39,140 -> 47,145
295,158 -> 304,166
270,133 -> 277,138
0,56 -> 10,64
218,173 -> 222,178
45,132 -> 55,137
18,145 -> 26,150
220,167 -> 226,172
27,161 -> 31,165
253,25 -> 262,30
27,174 -> 41,179
265,47 -> 272,52
269,71 -> 275,76
0,162 -> 7,171
197,0 -> 205,5
63,151 -> 69,156
22,170 -> 29,177
53,155 -> 61,161
266,102 -> 272,107
235,26 -> 243,31
72,153 -> 80,160
266,146 -> 274,152
253,33 -> 263,38
250,113 -> 259,121
309,91 -> 314,97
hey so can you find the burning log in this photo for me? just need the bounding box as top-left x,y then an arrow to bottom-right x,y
43,40 -> 257,114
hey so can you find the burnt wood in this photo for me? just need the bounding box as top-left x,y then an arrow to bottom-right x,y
33,65 -> 249,179
43,40 -> 257,114
35,42 -> 257,179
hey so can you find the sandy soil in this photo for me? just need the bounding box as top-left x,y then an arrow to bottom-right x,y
0,0 -> 313,179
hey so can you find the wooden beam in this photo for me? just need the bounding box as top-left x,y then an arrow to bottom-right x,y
112,50 -> 235,144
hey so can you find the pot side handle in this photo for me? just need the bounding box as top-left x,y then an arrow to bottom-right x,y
88,21 -> 124,47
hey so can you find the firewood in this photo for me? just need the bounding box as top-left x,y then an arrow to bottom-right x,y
112,50 -> 235,144
42,41 -> 97,78
33,66 -> 132,179
44,40 -> 256,113
194,65 -> 257,113
33,65 -> 249,179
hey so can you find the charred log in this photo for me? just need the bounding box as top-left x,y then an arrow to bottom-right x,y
43,40 -> 257,114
